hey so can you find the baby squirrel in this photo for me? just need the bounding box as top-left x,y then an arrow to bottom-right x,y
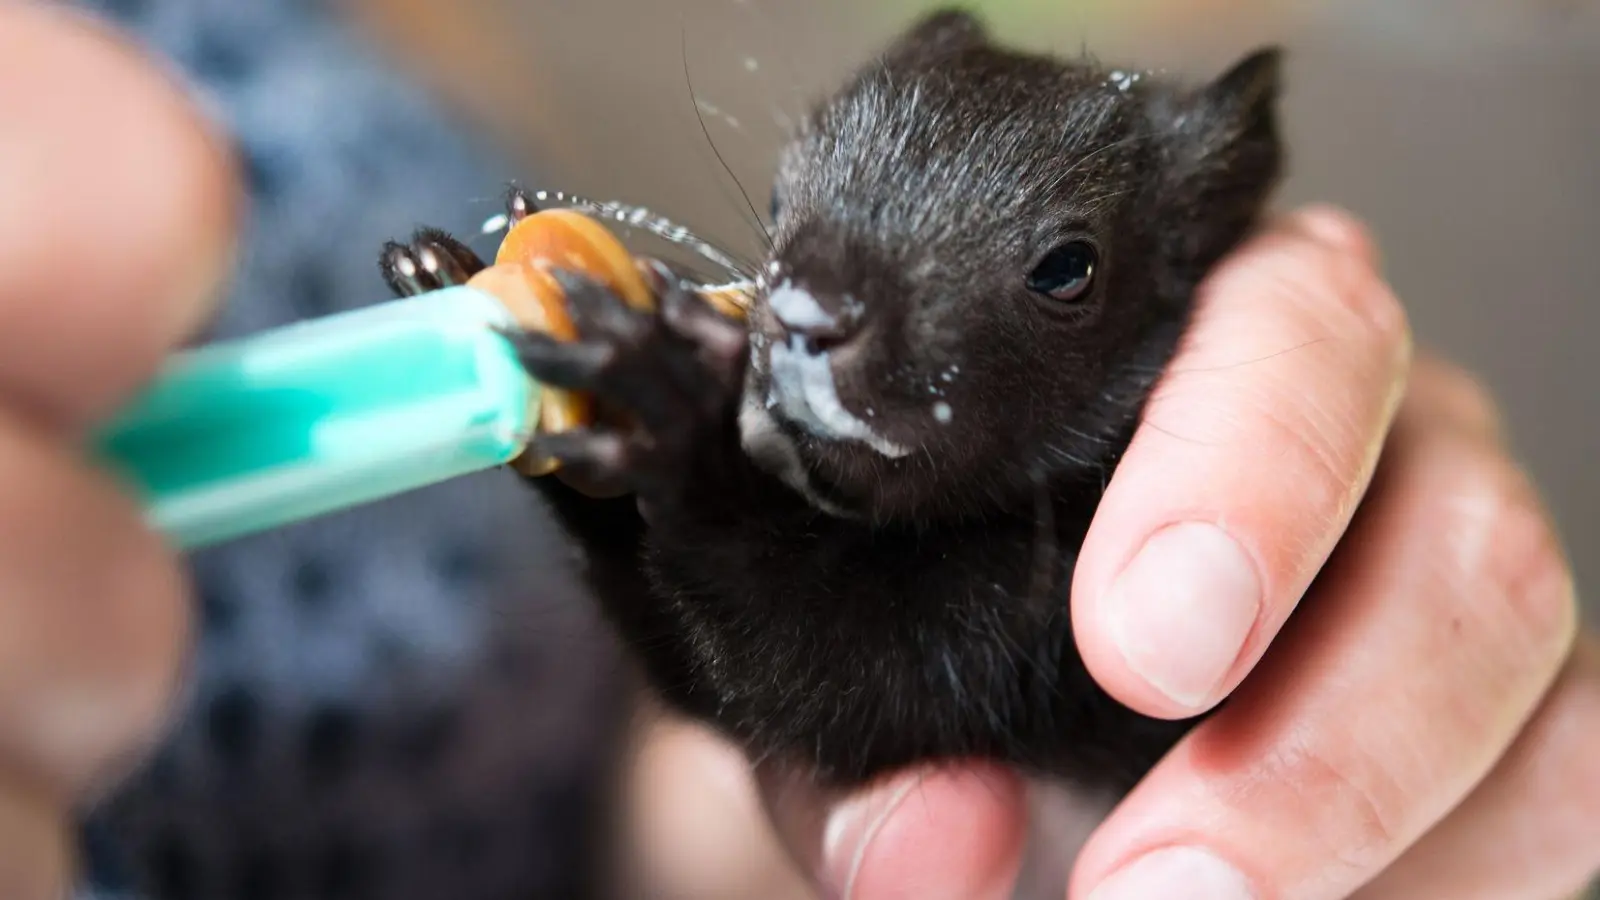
380,8 -> 1285,798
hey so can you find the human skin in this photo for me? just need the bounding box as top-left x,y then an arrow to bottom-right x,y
0,4 -> 237,898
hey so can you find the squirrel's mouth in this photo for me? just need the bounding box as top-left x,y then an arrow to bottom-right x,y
761,334 -> 911,460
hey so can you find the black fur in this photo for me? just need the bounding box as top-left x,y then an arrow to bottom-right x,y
381,9 -> 1285,797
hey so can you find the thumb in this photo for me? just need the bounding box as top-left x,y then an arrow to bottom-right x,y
757,759 -> 1030,900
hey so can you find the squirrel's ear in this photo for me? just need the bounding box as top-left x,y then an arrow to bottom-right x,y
883,7 -> 991,66
1194,47 -> 1282,148
1158,47 -> 1287,261
1172,46 -> 1283,175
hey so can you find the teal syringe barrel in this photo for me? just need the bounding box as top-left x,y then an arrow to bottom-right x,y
93,286 -> 540,550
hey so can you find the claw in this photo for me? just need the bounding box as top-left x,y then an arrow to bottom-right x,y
378,227 -> 487,298
498,327 -> 613,391
548,269 -> 649,345
379,241 -> 430,297
504,183 -> 540,224
529,429 -> 633,481
410,228 -> 485,286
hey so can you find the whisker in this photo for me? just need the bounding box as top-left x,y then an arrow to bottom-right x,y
1073,187 -> 1136,212
1059,422 -> 1114,447
662,14 -> 771,263
1133,413 -> 1211,447
682,22 -> 776,256
1049,132 -> 1142,197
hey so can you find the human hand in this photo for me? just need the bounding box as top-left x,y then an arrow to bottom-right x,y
743,206 -> 1597,899
0,4 -> 237,897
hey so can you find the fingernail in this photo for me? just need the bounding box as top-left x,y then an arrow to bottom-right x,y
821,775 -> 920,899
1088,847 -> 1255,900
1104,522 -> 1261,710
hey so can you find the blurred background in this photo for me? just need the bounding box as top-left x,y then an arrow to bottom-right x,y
65,1 -> 1596,899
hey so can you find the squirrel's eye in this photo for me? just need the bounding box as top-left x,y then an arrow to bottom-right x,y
769,189 -> 783,224
1026,241 -> 1097,302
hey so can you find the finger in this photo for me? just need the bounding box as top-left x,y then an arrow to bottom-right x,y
1069,389 -> 1579,900
620,711 -> 817,900
760,760 -> 1028,900
1072,204 -> 1413,719
0,410 -> 192,798
1400,354 -> 1505,443
0,2 -> 239,432
1352,634 -> 1600,900
0,778 -> 74,900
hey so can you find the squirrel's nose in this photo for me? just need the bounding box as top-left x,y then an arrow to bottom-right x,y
767,283 -> 862,354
